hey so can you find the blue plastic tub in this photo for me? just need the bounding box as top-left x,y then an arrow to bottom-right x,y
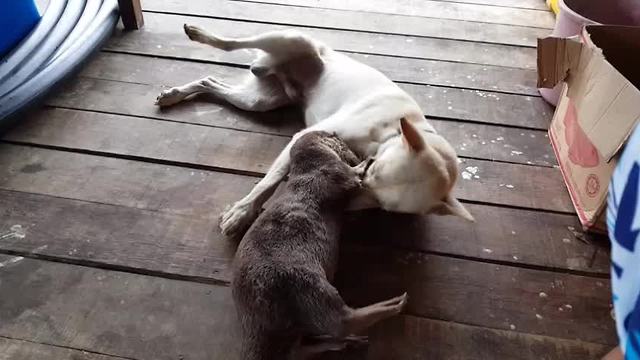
0,0 -> 41,58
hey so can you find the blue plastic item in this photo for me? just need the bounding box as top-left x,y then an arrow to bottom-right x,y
0,0 -> 119,132
0,0 -> 42,58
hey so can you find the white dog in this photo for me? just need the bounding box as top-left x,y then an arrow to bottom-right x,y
156,25 -> 474,238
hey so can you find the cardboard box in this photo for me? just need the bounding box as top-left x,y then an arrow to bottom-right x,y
537,25 -> 640,232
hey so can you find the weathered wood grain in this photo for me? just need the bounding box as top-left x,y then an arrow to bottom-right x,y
104,32 -> 539,96
0,255 -> 241,360
0,194 -> 615,343
0,1 -> 610,358
106,12 -> 538,69
367,316 -> 608,360
0,145 -> 606,273
342,208 -> 608,274
232,0 -> 556,28
47,79 -> 554,166
456,157 -> 571,212
418,0 -> 549,10
143,0 -> 546,47
352,52 -> 539,95
3,108 -> 570,211
0,257 -> 609,360
73,52 -> 551,128
0,337 -> 127,360
5,108 -> 290,177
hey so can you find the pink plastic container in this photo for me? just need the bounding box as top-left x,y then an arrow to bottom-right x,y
539,0 -> 640,105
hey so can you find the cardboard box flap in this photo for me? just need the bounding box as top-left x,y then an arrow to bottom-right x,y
570,26 -> 640,161
544,25 -> 640,232
537,36 -> 582,88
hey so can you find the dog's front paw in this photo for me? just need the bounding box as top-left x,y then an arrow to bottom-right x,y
155,88 -> 183,107
219,201 -> 259,239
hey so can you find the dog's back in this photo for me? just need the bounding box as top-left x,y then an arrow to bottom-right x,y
232,132 -> 360,360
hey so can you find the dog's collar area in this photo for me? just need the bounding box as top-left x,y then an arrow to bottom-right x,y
383,126 -> 437,144
355,157 -> 375,180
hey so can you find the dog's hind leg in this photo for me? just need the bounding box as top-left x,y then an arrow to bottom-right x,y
156,73 -> 294,110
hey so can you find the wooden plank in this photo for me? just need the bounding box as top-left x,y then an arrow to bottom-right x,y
0,337 -> 127,360
343,207 -> 609,274
73,52 -> 551,128
143,0 -> 546,47
0,189 -> 235,282
0,145 -> 607,273
5,108 -> 290,177
104,27 -> 540,96
106,12 -> 537,69
50,76 -> 550,136
418,0 -> 549,10
231,0 -> 556,28
48,79 -> 554,166
336,245 -> 615,345
117,0 -> 144,30
399,84 -> 551,129
0,256 -> 609,359
457,157 -> 572,212
367,316 -> 608,360
349,52 -> 539,95
0,256 -> 241,360
3,108 -> 571,211
0,193 -> 614,343
431,121 -> 555,166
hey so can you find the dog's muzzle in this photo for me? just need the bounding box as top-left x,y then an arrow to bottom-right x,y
354,157 -> 375,180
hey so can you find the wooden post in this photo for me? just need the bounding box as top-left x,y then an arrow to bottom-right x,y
117,0 -> 144,30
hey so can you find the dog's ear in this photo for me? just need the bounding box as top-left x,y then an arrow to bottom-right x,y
400,118 -> 425,152
433,194 -> 475,222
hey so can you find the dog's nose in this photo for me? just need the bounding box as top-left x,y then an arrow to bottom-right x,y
353,157 -> 375,179
353,160 -> 368,178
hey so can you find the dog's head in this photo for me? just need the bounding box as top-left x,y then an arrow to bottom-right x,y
358,118 -> 474,221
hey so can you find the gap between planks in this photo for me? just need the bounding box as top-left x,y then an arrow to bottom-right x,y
0,143 -> 609,275
107,11 -> 538,70
223,0 -> 556,28
141,0 -> 548,47
0,256 -> 610,360
64,51 -> 553,131
0,336 -> 135,360
0,205 -> 615,345
101,48 -> 540,97
2,108 -> 572,213
404,0 -> 549,11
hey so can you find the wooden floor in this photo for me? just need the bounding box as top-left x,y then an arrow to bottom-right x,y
0,0 -> 617,359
